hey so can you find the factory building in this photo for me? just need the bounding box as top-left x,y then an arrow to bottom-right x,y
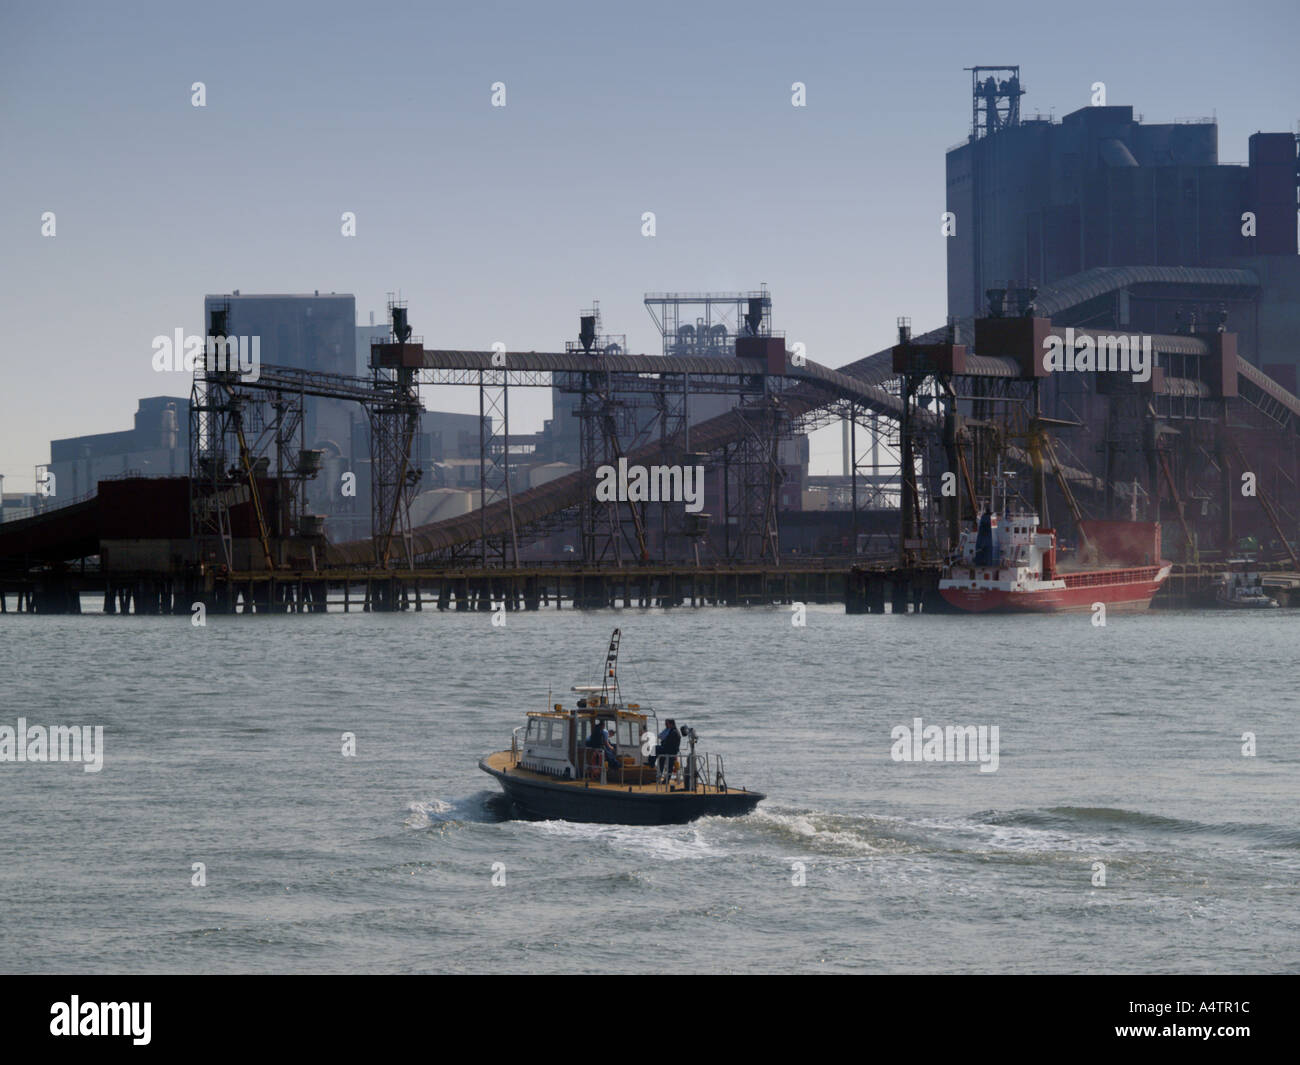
946,71 -> 1300,372
0,474 -> 40,523
46,396 -> 190,504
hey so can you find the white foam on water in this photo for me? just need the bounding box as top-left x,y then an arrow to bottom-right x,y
907,814 -> 1133,856
405,798 -> 455,828
747,809 -> 887,856
525,819 -> 717,861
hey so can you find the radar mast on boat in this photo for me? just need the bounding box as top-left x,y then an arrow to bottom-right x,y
602,628 -> 621,705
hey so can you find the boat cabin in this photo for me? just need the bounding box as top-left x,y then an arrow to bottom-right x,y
943,508 -> 1059,591
515,689 -> 660,783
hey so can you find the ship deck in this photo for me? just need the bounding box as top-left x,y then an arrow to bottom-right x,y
1057,563 -> 1167,586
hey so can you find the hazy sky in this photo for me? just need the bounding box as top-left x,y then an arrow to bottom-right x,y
2,0 -> 1297,489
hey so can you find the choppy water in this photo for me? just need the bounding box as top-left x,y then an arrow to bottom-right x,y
0,604 -> 1296,973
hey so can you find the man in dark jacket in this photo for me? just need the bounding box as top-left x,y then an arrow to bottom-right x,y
653,719 -> 681,782
586,718 -> 620,778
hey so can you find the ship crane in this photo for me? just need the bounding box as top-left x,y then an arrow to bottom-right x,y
1012,415 -> 1091,553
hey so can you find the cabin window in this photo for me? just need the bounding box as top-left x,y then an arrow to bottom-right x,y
550,721 -> 565,748
526,719 -> 538,741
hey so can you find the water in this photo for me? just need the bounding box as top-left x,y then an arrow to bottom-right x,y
1,605 -> 1296,973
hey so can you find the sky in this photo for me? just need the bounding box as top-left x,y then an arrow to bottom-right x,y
2,0 -> 1297,490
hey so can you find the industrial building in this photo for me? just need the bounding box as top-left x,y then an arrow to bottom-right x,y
45,396 -> 190,503
0,476 -> 40,524
3,68 -> 1297,613
946,67 -> 1300,384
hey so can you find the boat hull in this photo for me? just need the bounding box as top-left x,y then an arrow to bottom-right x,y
940,566 -> 1169,613
479,756 -> 764,825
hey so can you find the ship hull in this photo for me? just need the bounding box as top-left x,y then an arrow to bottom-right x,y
480,755 -> 763,825
940,567 -> 1169,614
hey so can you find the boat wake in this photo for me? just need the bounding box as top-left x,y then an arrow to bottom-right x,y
731,804 -> 1299,862
987,807 -> 1300,849
743,808 -> 909,857
405,791 -> 513,829
523,819 -> 719,861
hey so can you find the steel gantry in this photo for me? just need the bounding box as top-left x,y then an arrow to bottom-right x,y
191,302 -> 425,572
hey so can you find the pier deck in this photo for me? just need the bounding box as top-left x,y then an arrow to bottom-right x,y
4,560 -> 1297,614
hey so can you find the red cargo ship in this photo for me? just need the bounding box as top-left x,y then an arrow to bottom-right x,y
939,511 -> 1170,613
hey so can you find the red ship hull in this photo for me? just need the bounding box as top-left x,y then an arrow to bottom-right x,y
940,565 -> 1169,613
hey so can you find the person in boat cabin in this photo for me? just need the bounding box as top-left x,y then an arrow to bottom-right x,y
586,717 -> 619,770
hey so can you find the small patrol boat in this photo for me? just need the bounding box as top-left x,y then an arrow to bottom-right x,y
479,629 -> 764,825
1215,560 -> 1279,609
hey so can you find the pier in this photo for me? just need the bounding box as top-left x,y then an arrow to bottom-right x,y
7,560 -> 1298,614
0,561 -> 850,615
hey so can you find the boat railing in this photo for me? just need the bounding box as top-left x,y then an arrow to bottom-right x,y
712,753 -> 727,791
580,747 -> 612,784
651,752 -> 680,787
510,726 -> 525,765
681,752 -> 712,792
573,746 -> 732,793
644,750 -> 727,793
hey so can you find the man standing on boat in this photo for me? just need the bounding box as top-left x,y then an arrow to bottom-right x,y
651,719 -> 681,782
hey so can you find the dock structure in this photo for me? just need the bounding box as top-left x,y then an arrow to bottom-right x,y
845,563 -> 950,614
198,562 -> 851,613
8,560 -> 1297,615
0,562 -> 851,615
